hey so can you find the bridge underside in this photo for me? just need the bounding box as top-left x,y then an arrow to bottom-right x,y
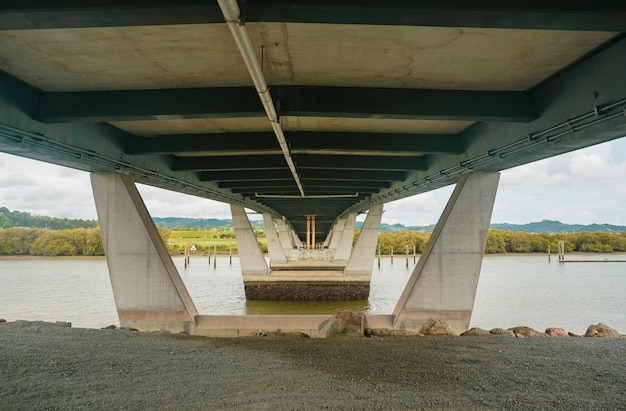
0,2 -> 624,242
0,3 -> 625,333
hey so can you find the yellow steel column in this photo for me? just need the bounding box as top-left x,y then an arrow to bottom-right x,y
305,215 -> 311,249
311,215 -> 316,249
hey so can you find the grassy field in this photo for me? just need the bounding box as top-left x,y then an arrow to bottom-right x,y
165,229 -> 266,254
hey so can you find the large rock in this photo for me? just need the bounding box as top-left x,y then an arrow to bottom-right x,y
419,319 -> 455,336
317,311 -> 367,338
508,326 -> 542,338
545,327 -> 568,337
461,327 -> 491,337
584,323 -> 621,338
365,329 -> 423,337
490,328 -> 515,337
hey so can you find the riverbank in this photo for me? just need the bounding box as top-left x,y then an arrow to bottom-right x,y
1,320 -> 624,410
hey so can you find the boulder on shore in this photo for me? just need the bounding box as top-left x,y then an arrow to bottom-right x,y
584,323 -> 621,338
365,329 -> 423,337
545,327 -> 568,337
317,311 -> 367,338
490,328 -> 515,337
509,326 -> 542,338
419,319 -> 455,336
461,327 -> 491,337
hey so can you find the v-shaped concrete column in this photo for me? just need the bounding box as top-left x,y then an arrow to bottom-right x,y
91,173 -> 197,333
331,213 -> 357,262
263,213 -> 288,264
345,204 -> 383,276
275,218 -> 295,251
393,172 -> 500,333
231,204 -> 269,276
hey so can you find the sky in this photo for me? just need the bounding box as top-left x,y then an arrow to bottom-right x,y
1,137 -> 625,227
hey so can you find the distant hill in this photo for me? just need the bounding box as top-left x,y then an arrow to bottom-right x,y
365,219 -> 626,234
152,217 -> 263,229
355,222 -> 435,233
490,220 -> 626,234
3,207 -> 624,234
0,207 -> 97,230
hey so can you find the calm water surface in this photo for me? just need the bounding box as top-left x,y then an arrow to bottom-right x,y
1,254 -> 624,335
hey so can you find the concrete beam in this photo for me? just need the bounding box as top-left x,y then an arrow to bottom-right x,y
2,2 -> 624,31
90,173 -> 197,333
34,86 -> 536,124
393,172 -> 500,333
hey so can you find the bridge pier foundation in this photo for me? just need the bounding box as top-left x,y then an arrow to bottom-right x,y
393,171 -> 500,334
90,173 -> 198,333
234,205 -> 382,300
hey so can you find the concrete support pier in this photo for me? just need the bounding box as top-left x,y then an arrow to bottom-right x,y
91,173 -> 198,333
234,205 -> 382,300
393,172 -> 500,333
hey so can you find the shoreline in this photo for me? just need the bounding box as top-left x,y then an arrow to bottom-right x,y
1,320 -> 624,410
3,251 -> 626,259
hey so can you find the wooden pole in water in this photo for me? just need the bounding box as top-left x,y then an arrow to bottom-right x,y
558,240 -> 565,263
548,244 -> 551,262
405,245 -> 409,268
413,245 -> 416,264
213,245 -> 217,269
391,246 -> 394,264
229,244 -> 232,265
184,246 -> 188,269
377,245 -> 381,268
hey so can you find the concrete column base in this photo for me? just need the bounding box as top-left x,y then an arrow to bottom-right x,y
244,283 -> 370,300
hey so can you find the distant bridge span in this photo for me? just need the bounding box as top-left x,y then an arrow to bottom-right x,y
0,2 -> 625,334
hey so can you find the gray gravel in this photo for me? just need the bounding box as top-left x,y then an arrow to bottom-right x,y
0,321 -> 624,410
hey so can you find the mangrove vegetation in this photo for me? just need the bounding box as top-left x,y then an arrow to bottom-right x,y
1,226 -> 625,257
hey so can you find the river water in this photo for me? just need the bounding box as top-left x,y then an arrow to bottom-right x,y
1,254 -> 624,335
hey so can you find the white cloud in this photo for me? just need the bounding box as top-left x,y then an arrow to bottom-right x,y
136,184 -> 233,220
382,187 -> 454,226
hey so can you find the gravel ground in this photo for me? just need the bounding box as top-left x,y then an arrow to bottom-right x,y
0,321 -> 624,410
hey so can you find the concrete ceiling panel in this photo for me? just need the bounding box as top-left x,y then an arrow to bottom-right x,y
110,117 -> 272,136
0,24 -> 251,91
254,23 -> 616,90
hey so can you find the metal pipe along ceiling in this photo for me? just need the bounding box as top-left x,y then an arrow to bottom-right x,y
217,0 -> 305,197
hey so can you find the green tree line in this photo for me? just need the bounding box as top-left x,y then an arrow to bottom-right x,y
1,227 -> 625,256
370,230 -> 626,254
0,227 -> 104,256
0,207 -> 97,230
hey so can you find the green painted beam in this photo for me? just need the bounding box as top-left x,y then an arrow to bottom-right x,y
176,154 -> 426,172
126,133 -> 281,156
34,87 -> 264,123
199,169 -> 408,182
1,1 -> 624,31
294,155 -> 428,171
126,131 -> 464,156
34,86 -> 536,123
173,155 -> 289,172
275,86 -> 537,122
